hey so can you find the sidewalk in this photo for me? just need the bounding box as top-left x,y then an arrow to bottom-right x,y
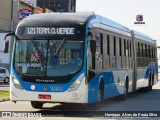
0,97 -> 10,102
0,90 -> 10,102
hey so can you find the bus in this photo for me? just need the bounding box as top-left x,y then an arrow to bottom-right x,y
4,13 -> 158,109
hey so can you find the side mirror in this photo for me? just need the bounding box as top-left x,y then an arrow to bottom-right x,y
90,40 -> 96,53
3,32 -> 15,53
88,70 -> 95,81
4,41 -> 9,53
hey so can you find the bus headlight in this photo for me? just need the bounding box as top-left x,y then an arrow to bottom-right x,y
11,74 -> 23,89
68,73 -> 84,92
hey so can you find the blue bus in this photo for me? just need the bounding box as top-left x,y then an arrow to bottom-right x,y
4,13 -> 158,109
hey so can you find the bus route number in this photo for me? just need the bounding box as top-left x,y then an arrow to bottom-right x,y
26,27 -> 75,35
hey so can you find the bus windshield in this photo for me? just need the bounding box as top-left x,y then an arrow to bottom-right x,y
14,39 -> 84,77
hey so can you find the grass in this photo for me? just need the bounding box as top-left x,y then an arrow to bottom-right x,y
0,90 -> 10,98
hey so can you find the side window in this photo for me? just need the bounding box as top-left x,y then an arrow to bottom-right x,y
101,34 -> 110,69
107,35 -> 110,55
153,47 -> 155,58
130,41 -> 132,57
146,45 -> 148,58
136,42 -> 139,57
109,35 -> 115,68
143,43 -> 146,58
150,46 -> 153,58
100,33 -> 104,69
0,69 -> 2,73
139,42 -> 142,57
95,32 -> 103,70
126,40 -> 129,57
2,69 -> 6,73
148,45 -> 151,58
152,47 -> 154,58
138,42 -> 141,57
117,37 -> 122,69
113,37 -> 116,56
95,33 -> 100,54
100,33 -> 103,55
141,43 -> 143,57
119,38 -> 122,56
154,47 -> 157,59
124,39 -> 126,57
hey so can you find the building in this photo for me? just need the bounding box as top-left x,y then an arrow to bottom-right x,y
0,0 -> 12,32
0,0 -> 12,69
37,0 -> 76,13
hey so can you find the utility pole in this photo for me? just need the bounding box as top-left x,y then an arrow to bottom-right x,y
9,0 -> 14,69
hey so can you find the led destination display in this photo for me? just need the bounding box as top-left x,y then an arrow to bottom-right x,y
24,27 -> 75,35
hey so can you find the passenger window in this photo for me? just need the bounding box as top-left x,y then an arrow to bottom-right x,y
124,39 -> 126,56
130,41 -> 132,57
2,69 -> 6,73
113,37 -> 116,56
141,43 -> 143,57
107,35 -> 110,55
119,38 -> 122,56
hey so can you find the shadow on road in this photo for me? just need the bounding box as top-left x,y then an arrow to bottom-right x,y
30,87 -> 160,117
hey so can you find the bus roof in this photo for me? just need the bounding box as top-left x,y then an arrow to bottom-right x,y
18,13 -> 155,44
133,30 -> 156,44
19,13 -> 94,26
19,13 -> 130,33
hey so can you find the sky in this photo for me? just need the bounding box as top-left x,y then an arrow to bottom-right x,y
76,0 -> 160,45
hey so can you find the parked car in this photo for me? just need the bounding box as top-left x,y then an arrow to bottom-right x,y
0,67 -> 10,83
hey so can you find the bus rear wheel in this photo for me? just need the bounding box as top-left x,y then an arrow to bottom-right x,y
119,81 -> 128,100
144,75 -> 152,92
31,101 -> 43,109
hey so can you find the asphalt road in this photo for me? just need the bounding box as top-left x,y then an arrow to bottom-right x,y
0,81 -> 160,120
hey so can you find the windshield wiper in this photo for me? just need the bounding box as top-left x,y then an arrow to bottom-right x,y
30,37 -> 46,62
54,38 -> 66,58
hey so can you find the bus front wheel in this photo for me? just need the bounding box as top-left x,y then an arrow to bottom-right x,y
90,82 -> 104,110
31,101 -> 43,109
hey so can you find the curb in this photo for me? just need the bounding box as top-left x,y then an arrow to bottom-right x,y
0,97 -> 10,102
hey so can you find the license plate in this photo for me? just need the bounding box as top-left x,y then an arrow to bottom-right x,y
38,94 -> 51,99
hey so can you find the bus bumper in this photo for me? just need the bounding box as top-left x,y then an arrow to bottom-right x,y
10,78 -> 88,104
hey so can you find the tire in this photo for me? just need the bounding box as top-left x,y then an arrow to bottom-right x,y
143,75 -> 152,92
4,77 -> 9,83
149,74 -> 154,91
91,87 -> 103,110
31,101 -> 43,109
149,80 -> 152,91
119,82 -> 128,100
143,82 -> 150,92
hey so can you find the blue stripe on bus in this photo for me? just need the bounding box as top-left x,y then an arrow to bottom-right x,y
11,67 -> 85,92
88,71 -> 120,103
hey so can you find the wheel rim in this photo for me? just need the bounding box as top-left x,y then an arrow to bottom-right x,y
5,78 -> 9,83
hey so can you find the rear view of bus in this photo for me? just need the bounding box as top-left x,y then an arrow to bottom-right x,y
8,13 -> 89,108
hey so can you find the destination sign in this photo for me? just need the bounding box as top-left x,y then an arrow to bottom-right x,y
24,27 -> 75,35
